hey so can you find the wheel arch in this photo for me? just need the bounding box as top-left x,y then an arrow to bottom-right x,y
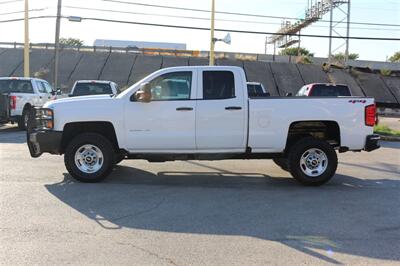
285,120 -> 341,153
60,121 -> 120,154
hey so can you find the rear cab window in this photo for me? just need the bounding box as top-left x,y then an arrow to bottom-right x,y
203,71 -> 235,99
73,82 -> 113,96
310,85 -> 351,96
0,79 -> 34,94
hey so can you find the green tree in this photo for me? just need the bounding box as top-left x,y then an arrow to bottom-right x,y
279,47 -> 314,57
333,52 -> 359,61
59,37 -> 84,47
388,51 -> 400,63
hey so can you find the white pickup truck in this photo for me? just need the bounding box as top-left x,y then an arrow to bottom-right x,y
0,77 -> 58,129
27,66 -> 380,186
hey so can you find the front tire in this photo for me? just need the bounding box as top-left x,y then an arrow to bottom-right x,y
288,137 -> 337,186
273,158 -> 289,171
64,133 -> 115,183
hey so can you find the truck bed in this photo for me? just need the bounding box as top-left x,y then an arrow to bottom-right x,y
248,97 -> 375,152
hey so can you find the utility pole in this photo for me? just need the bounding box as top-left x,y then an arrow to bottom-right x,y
209,0 -> 215,66
23,0 -> 29,77
344,0 -> 351,63
328,0 -> 334,63
54,0 -> 62,88
264,36 -> 268,54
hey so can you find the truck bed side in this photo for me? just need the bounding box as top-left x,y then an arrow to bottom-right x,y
248,97 -> 375,152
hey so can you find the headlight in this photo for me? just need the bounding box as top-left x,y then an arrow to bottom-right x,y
35,108 -> 54,129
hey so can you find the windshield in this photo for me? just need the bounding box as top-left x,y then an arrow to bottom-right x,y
310,85 -> 351,96
72,83 -> 113,96
0,80 -> 34,94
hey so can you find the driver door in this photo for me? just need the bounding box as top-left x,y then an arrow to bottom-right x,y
125,70 -> 197,152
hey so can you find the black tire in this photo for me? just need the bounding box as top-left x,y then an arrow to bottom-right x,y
18,107 -> 30,130
288,137 -> 337,186
114,153 -> 125,165
273,158 -> 289,172
64,133 -> 115,183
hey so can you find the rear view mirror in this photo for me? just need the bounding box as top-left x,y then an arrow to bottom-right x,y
133,82 -> 152,103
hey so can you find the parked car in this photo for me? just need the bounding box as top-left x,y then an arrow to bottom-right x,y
247,82 -> 270,97
0,77 -> 59,130
27,66 -> 379,186
69,80 -> 119,97
296,83 -> 351,97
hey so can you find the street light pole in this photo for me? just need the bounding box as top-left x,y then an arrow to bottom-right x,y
209,0 -> 215,66
23,0 -> 29,77
54,0 -> 62,89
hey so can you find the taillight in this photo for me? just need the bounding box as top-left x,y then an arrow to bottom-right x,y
10,96 -> 17,110
365,104 -> 376,127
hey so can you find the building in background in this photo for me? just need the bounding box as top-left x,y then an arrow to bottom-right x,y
94,39 -> 187,50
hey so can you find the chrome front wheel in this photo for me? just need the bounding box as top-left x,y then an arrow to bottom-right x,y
74,144 -> 104,173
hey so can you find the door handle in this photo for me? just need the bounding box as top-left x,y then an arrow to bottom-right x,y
39,96 -> 42,99
176,107 -> 193,111
225,106 -> 242,110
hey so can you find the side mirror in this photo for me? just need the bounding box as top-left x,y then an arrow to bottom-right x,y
52,88 -> 62,95
132,82 -> 152,103
265,92 -> 271,96
68,94 -> 73,97
286,92 -> 293,97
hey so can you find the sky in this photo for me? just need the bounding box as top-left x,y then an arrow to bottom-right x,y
0,0 -> 399,61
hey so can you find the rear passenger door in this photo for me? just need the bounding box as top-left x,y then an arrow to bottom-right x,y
195,70 -> 247,151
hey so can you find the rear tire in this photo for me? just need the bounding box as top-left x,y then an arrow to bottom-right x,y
18,108 -> 30,130
288,137 -> 337,186
273,158 -> 289,171
64,133 -> 115,183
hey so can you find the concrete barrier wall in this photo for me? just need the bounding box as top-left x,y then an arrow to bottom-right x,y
355,73 -> 398,105
13,50 -> 53,78
128,55 -> 162,85
0,49 -> 23,76
327,69 -> 365,96
244,61 -> 279,96
381,76 -> 400,104
68,52 -> 110,88
50,50 -> 83,90
99,53 -> 137,88
0,48 -> 399,107
270,62 -> 305,95
161,56 -> 189,68
296,64 -> 329,84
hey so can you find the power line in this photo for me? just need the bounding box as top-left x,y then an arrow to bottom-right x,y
0,8 -> 48,16
1,15 -> 399,41
100,0 -> 400,27
0,0 -> 22,4
63,5 -> 400,31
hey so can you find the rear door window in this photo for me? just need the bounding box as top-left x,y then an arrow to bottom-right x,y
203,71 -> 235,100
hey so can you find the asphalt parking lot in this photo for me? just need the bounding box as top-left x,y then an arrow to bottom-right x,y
1,124 -> 399,265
